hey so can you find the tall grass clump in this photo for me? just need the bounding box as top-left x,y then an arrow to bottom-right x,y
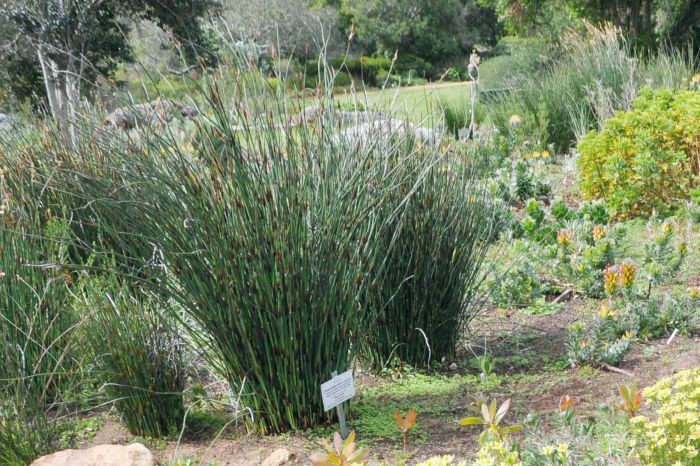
78,274 -> 186,438
441,102 -> 468,138
487,24 -> 695,151
39,56 -> 454,433
0,155 -> 81,464
363,152 -> 501,369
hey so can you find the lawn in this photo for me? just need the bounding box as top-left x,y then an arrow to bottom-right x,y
333,81 -> 473,125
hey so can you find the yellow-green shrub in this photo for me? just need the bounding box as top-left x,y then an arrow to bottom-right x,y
414,439 -> 522,466
577,88 -> 700,219
471,440 -> 522,466
416,456 -> 466,466
630,368 -> 700,465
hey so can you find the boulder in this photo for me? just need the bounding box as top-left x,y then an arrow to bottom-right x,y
337,118 -> 442,146
288,105 -> 323,126
30,443 -> 157,466
103,99 -> 199,129
288,107 -> 387,128
261,448 -> 291,466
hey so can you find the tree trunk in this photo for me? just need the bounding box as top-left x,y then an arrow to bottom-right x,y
642,0 -> 653,44
628,0 -> 644,43
36,47 -> 75,149
37,48 -> 62,124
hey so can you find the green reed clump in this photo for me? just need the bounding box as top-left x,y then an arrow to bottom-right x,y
36,58 -> 450,433
363,150 -> 501,369
0,158 -> 82,463
441,102 -> 468,138
0,405 -> 55,466
79,275 -> 186,438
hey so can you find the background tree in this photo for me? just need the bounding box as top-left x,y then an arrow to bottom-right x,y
0,0 -> 216,123
655,0 -> 700,51
566,0 -> 656,47
217,0 -> 343,59
2,0 -> 134,143
480,0 -> 700,49
341,0 -> 501,67
127,0 -> 219,65
477,0 -> 578,37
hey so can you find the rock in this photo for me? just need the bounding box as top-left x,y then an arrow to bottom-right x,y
449,362 -> 458,371
337,118 -> 442,146
30,443 -> 157,466
0,112 -> 9,130
103,98 -> 199,129
288,105 -> 324,126
261,448 -> 291,466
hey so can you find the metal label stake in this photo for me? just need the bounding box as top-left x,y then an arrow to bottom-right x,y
332,371 -> 349,439
320,370 -> 355,440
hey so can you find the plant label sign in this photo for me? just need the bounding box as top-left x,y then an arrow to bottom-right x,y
321,370 -> 355,412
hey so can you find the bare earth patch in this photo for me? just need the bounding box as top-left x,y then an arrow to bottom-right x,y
85,296 -> 699,465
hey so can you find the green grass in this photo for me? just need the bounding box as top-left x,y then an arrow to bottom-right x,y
57,416 -> 104,450
334,82 -> 472,125
343,374 -> 501,446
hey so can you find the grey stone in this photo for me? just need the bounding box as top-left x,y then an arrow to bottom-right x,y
103,99 -> 199,129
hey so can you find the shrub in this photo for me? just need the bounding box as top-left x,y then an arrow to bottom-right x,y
631,368 -> 700,465
444,68 -> 461,82
567,256 -> 696,367
577,88 -> 700,219
333,71 -> 352,88
488,257 -> 543,309
122,76 -> 197,103
479,36 -> 550,89
567,317 -> 633,367
642,219 -> 688,283
470,439 -> 522,465
331,56 -> 391,87
376,69 -> 400,87
489,159 -> 552,206
416,456 -> 465,466
520,200 -> 556,242
79,276 -> 186,438
520,405 -> 631,464
578,200 -> 610,225
393,53 -> 433,78
547,221 -> 625,298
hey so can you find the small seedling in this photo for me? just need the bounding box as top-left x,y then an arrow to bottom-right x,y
310,431 -> 368,466
466,395 -> 489,415
477,355 -> 496,381
559,395 -> 575,414
459,399 -> 522,445
616,384 -> 643,416
394,409 -> 417,452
